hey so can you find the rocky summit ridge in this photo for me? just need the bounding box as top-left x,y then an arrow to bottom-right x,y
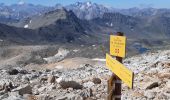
0,49 -> 169,100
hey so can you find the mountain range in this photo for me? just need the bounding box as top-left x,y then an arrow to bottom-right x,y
0,1 -> 170,54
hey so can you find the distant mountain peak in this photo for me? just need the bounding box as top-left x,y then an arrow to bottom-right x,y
18,0 -> 25,5
66,1 -> 111,20
86,1 -> 92,7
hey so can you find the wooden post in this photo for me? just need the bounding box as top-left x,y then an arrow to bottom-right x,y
107,74 -> 116,100
107,32 -> 124,100
114,32 -> 124,100
114,57 -> 122,100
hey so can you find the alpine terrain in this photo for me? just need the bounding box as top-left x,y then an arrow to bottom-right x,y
0,1 -> 169,100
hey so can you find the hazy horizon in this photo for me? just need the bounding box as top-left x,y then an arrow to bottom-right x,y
0,0 -> 170,9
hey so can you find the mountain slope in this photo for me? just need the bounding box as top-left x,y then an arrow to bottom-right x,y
0,3 -> 62,25
0,8 -> 104,45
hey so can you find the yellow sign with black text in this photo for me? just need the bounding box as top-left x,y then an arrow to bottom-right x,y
110,35 -> 126,58
106,53 -> 134,88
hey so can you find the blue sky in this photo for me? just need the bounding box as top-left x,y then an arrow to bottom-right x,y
0,0 -> 170,8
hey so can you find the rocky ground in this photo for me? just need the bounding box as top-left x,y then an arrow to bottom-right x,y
0,47 -> 170,100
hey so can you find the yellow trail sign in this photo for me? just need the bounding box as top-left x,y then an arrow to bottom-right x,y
110,35 -> 126,58
106,53 -> 134,88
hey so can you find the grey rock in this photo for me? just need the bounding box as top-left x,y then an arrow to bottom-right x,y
7,69 -> 19,75
47,75 -> 56,84
4,91 -> 24,100
59,81 -> 83,89
0,93 -> 9,100
19,70 -> 28,74
40,77 -> 48,83
38,86 -> 46,93
146,82 -> 159,90
144,90 -> 156,99
92,78 -> 101,84
56,93 -> 83,100
83,82 -> 95,88
79,88 -> 93,98
12,84 -> 32,96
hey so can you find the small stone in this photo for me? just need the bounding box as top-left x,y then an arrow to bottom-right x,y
22,76 -> 30,83
40,77 -> 48,83
92,78 -> 101,84
26,94 -> 38,100
47,75 -> 56,84
1,82 -> 14,92
67,88 -> 73,92
163,62 -> 170,68
158,73 -> 170,79
45,69 -> 51,72
7,69 -> 19,75
132,92 -> 144,97
12,84 -> 32,95
146,82 -> 159,90
59,81 -> 83,89
79,88 -> 93,98
48,84 -> 56,90
37,94 -> 51,100
144,90 -> 156,99
4,85 -> 11,92
0,83 -> 5,91
38,86 -> 46,93
8,82 -> 14,89
96,94 -> 101,98
6,91 -> 23,100
19,70 -> 28,74
167,80 -> 170,88
56,77 -> 63,83
56,94 -> 83,100
83,82 -> 95,88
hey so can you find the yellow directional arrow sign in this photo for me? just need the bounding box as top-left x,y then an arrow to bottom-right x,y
110,35 -> 126,58
106,53 -> 134,88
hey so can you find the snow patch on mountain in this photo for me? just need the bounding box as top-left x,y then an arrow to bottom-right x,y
18,0 -> 25,5
24,24 -> 28,28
